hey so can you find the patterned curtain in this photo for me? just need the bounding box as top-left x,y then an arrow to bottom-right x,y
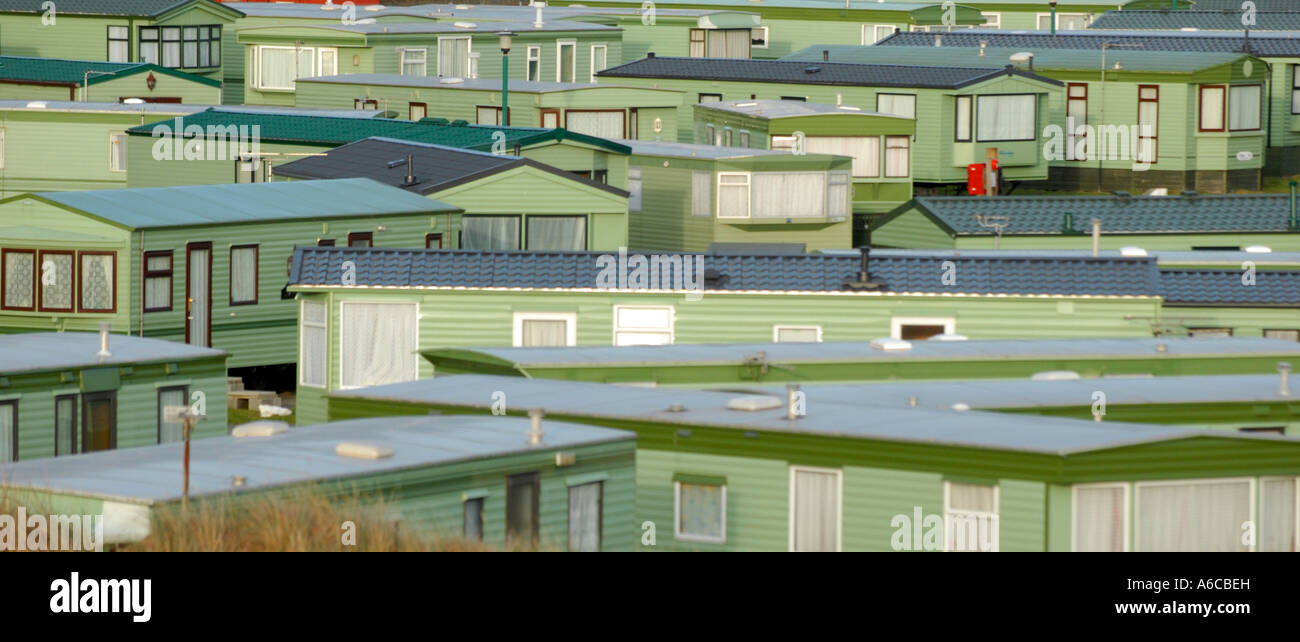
3,252 -> 33,308
678,483 -> 724,540
1074,485 -> 1125,552
80,254 -> 114,311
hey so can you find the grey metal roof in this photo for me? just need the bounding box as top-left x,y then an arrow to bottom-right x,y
332,374 -> 1281,456
876,29 -> 1300,58
272,137 -> 628,198
1091,9 -> 1300,31
881,194 -> 1300,235
787,44 -> 1253,73
0,332 -> 224,375
224,1 -> 747,19
418,337 -> 1300,369
242,19 -> 618,35
1159,269 -> 1300,307
738,374 -> 1300,411
299,75 -> 614,93
0,0 -> 239,18
288,246 -> 1163,297
597,56 -> 1063,89
828,248 -> 1300,266
0,100 -> 208,115
30,178 -> 459,229
621,139 -> 810,159
0,414 -> 633,505
696,99 -> 904,119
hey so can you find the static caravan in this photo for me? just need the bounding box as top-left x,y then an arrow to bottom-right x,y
418,337 -> 1300,385
0,330 -> 227,463
597,55 -> 1063,189
0,178 -> 460,369
1157,268 -> 1300,340
874,194 -> 1300,252
0,0 -> 242,84
328,373 -> 1300,551
274,137 -> 631,251
0,55 -> 223,103
236,20 -> 623,107
285,246 -> 1169,422
692,99 -> 915,218
0,413 -> 636,551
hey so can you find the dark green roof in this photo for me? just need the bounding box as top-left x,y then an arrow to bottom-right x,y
878,194 -> 1300,236
0,0 -> 241,19
126,108 -> 631,154
0,55 -> 222,88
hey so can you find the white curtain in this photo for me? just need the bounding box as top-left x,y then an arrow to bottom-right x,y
1137,96 -> 1158,162
804,136 -> 879,178
230,246 -> 257,304
521,319 -> 568,347
1136,480 -> 1251,551
558,43 -> 575,82
828,172 -> 851,218
108,27 -> 129,62
1074,485 -> 1126,552
55,396 -> 75,456
158,388 -> 187,444
1264,329 -> 1300,341
3,251 -> 33,308
1200,86 -> 1226,130
689,30 -> 705,58
340,302 -> 418,388
628,167 -> 642,212
438,37 -> 470,77
300,300 -> 327,387
1260,478 -> 1297,552
0,403 -> 13,462
885,136 -> 910,178
527,216 -> 586,251
111,134 -> 127,172
186,248 -> 208,345
946,483 -> 998,552
319,48 -> 337,76
977,94 -> 1036,141
163,27 -> 181,67
461,216 -> 520,250
956,95 -> 973,141
716,174 -> 749,218
678,483 -> 724,539
1229,85 -> 1261,130
876,94 -> 915,119
259,47 -> 299,90
42,253 -> 73,310
80,253 -> 114,312
476,106 -> 500,126
590,45 -> 607,80
401,48 -> 427,76
565,111 -> 624,139
568,482 -> 603,552
792,470 -> 839,551
752,172 -> 825,218
692,171 -> 712,217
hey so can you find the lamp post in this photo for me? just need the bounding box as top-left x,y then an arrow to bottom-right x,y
83,69 -> 119,101
1049,0 -> 1057,35
498,31 -> 515,127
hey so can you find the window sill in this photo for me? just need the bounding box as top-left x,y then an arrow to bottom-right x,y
719,216 -> 843,226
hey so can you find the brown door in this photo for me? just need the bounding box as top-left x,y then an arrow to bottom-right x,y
82,391 -> 117,453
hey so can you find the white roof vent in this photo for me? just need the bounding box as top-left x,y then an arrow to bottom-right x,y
454,21 -> 477,29
455,4 -> 471,8
734,101 -> 758,107
951,403 -> 971,411
928,333 -> 968,341
1009,51 -> 1034,64
836,105 -> 861,111
726,395 -> 783,411
26,101 -> 47,109
336,442 -> 395,460
1119,246 -> 1148,257
231,421 -> 291,438
1030,370 -> 1082,381
1244,245 -> 1272,253
440,77 -> 465,84
870,338 -> 912,351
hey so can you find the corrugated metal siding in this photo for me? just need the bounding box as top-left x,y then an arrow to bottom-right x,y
843,465 -> 942,551
998,478 -> 1046,552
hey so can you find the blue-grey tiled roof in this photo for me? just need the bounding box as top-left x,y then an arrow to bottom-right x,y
597,56 -> 1062,89
1159,269 -> 1300,307
1092,9 -> 1300,31
289,247 -> 1163,297
876,29 -> 1300,57
883,194 -> 1300,235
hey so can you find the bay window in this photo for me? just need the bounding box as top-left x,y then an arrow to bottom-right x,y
38,250 -> 74,313
161,27 -> 181,68
565,110 -> 625,139
803,136 -> 879,178
752,172 -> 826,219
976,94 -> 1036,141
828,171 -> 851,218
78,251 -> 115,313
885,136 -> 910,178
1199,85 -> 1226,131
2,249 -> 35,311
1229,84 -> 1262,131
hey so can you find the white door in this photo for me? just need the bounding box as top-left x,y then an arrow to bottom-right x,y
790,467 -> 841,551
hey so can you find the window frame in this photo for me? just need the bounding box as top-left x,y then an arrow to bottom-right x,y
1228,83 -> 1263,132
884,135 -> 910,178
299,298 -> 328,389
612,304 -> 675,346
254,44 -> 313,91
674,480 -> 727,544
408,101 -> 427,121
698,92 -> 723,104
1,248 -> 36,312
476,105 -> 503,126
890,316 -> 955,340
954,95 -> 972,143
526,45 -> 542,82
107,25 -> 131,63
1136,84 -> 1159,164
54,393 -> 78,457
142,250 -> 174,313
506,471 -> 541,549
589,43 -> 608,83
861,24 -> 895,45
980,12 -> 1001,28
463,496 -> 485,541
1133,477 -> 1256,552
228,244 -> 259,307
773,325 -> 823,343
975,93 -> 1037,143
76,251 -> 117,314
424,233 -> 443,249
1070,482 -> 1130,552
1292,65 -> 1300,115
567,481 -> 604,552
156,385 -> 189,445
689,28 -> 706,57
1188,327 -> 1234,338
943,481 -> 1000,552
399,47 -> 428,76
788,465 -> 843,552
563,108 -> 626,139
436,35 -> 472,78
751,25 -> 769,49
347,232 -> 373,247
715,171 -> 751,219
337,300 -> 420,390
1263,329 -> 1300,342
1199,84 -> 1227,132
512,311 -> 578,347
875,92 -> 916,119
555,40 -> 577,83
139,26 -> 159,65
108,132 -> 128,172
1066,83 -> 1088,160
0,399 -> 16,463
37,249 -> 75,314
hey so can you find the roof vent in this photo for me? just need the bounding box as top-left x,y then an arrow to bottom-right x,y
528,408 -> 544,446
439,77 -> 465,84
929,333 -> 968,341
804,66 -> 821,74
703,269 -> 728,288
870,337 -> 912,351
726,395 -> 783,411
666,403 -> 686,412
735,101 -> 758,108
1119,246 -> 1148,257
231,421 -> 291,438
647,52 -> 655,58
26,101 -> 47,109
1030,370 -> 1081,381
454,21 -> 477,29
336,441 -> 395,460
96,322 -> 112,360
836,105 -> 861,111
951,403 -> 971,411
1244,245 -> 1272,253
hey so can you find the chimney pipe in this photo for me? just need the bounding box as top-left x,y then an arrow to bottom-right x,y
1280,362 -> 1293,397
404,154 -> 415,185
528,408 -> 544,445
1090,218 -> 1101,257
934,34 -> 942,47
97,322 -> 112,359
786,384 -> 801,419
534,2 -> 544,28
822,49 -> 829,62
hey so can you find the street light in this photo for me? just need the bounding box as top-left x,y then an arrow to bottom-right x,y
498,31 -> 515,127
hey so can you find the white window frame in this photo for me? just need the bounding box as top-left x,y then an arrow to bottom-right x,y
890,316 -> 955,340
108,132 -> 127,172
399,47 -> 427,76
715,171 -> 751,219
589,43 -> 607,83
1037,12 -> 1091,31
627,166 -> 642,212
612,304 -> 674,346
526,45 -> 542,82
751,25 -> 769,50
773,325 -> 823,343
299,298 -> 328,389
512,312 -> 577,347
1259,476 -> 1300,553
1292,65 -> 1300,115
556,40 -> 577,83
1070,482 -> 1131,552
1133,477 -> 1256,552
861,24 -> 895,45
254,45 -> 313,91
337,300 -> 420,390
673,480 -> 728,544
943,481 -> 1000,552
788,465 -> 843,552
436,35 -> 472,78
318,47 -> 338,76
980,12 -> 1001,29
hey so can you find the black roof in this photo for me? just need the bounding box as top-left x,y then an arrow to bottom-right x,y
877,29 -> 1300,57
273,137 -> 627,198
596,56 -> 1063,89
